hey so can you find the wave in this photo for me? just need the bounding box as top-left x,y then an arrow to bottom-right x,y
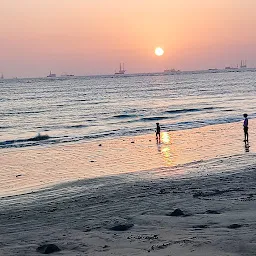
1,110 -> 47,116
27,134 -> 50,142
73,99 -> 89,102
141,116 -> 171,121
87,101 -> 110,105
65,124 -> 88,129
165,107 -> 215,115
0,126 -> 13,129
113,114 -> 137,119
0,133 -> 50,148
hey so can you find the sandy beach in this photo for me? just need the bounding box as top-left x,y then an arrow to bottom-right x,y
0,121 -> 255,255
0,153 -> 256,255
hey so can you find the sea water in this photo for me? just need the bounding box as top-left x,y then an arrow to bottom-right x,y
1,71 -> 256,149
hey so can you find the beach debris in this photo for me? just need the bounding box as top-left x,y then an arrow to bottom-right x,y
243,193 -> 254,201
98,144 -> 102,146
131,141 -> 135,143
109,223 -> 134,231
15,174 -> 22,178
36,244 -> 60,254
90,160 -> 96,163
150,242 -> 172,251
205,210 -> 220,214
193,188 -> 243,198
159,188 -> 170,194
227,224 -> 243,229
83,227 -> 92,232
149,239 -> 194,252
127,234 -> 158,240
167,208 -> 185,216
159,188 -> 165,194
47,207 -> 57,212
192,224 -> 208,229
193,191 -> 210,197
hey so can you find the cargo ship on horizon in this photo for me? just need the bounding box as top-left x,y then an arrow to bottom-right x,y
163,68 -> 181,74
47,71 -> 56,78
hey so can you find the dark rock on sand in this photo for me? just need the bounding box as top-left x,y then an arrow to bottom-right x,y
99,144 -> 102,146
109,223 -> 134,231
205,210 -> 221,214
36,244 -> 60,254
167,209 -> 185,216
227,224 -> 243,229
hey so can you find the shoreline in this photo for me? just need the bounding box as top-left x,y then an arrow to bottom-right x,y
0,154 -> 256,255
1,120 -> 255,198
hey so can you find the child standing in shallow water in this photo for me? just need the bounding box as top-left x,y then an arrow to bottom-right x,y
243,114 -> 249,142
156,123 -> 161,141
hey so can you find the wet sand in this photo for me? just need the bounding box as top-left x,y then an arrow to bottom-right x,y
0,120 -> 255,197
0,120 -> 255,255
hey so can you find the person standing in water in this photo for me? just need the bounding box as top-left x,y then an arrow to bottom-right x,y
243,113 -> 249,142
156,123 -> 161,141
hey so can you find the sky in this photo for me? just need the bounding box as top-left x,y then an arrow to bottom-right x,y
1,0 -> 256,77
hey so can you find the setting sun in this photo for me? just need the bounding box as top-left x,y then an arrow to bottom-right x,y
155,47 -> 164,56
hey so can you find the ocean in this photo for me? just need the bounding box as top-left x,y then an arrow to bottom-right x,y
1,71 -> 256,149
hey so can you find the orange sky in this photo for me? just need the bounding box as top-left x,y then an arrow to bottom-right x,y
1,0 -> 256,77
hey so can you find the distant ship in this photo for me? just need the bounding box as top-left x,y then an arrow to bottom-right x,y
225,66 -> 238,70
0,73 -> 3,79
225,60 -> 247,71
61,73 -> 74,77
163,68 -> 181,74
47,71 -> 56,78
115,63 -> 126,75
240,60 -> 247,69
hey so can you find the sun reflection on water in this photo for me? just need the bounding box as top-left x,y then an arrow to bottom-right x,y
161,132 -> 170,144
161,146 -> 173,166
159,132 -> 174,166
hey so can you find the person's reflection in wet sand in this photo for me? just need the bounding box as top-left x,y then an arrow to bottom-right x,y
156,140 -> 161,152
244,141 -> 250,153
